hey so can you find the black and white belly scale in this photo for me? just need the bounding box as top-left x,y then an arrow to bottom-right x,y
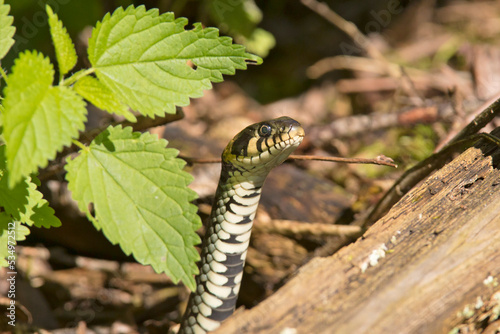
180,170 -> 266,334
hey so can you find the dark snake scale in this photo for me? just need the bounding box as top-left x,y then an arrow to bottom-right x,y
178,117 -> 305,334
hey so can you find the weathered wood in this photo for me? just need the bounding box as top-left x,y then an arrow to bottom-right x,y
214,133 -> 500,334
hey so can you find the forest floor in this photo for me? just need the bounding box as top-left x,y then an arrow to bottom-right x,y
2,1 -> 500,333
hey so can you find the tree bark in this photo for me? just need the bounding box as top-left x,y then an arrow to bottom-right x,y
214,132 -> 500,334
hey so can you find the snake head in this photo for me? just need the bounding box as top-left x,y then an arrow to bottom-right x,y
222,116 -> 305,174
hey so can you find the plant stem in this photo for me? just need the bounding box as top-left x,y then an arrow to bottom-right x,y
63,68 -> 95,86
0,66 -> 8,85
72,139 -> 88,151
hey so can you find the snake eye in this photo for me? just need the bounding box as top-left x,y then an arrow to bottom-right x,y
258,124 -> 272,137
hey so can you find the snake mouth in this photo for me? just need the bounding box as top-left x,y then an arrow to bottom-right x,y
288,121 -> 306,143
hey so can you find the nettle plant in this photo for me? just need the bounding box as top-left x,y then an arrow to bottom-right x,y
0,2 -> 260,290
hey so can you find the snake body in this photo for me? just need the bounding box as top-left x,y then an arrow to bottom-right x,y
179,117 -> 304,334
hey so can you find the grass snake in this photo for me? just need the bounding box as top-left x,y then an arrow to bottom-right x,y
178,116 -> 305,334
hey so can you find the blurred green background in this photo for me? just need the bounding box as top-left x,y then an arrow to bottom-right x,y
4,0 -> 403,104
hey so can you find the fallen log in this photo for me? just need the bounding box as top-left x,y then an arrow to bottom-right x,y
214,130 -> 500,334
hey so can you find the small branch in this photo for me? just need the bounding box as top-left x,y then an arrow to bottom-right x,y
79,108 -> 184,145
435,91 -> 500,150
254,219 -> 364,238
307,55 -> 406,79
360,100 -> 500,227
180,156 -> 222,165
399,66 -> 426,105
308,103 -> 458,143
288,155 -> 398,168
300,0 -> 386,63
38,108 -> 184,180
181,154 -> 398,168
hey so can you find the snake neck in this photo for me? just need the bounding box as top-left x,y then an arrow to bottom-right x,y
179,166 -> 267,334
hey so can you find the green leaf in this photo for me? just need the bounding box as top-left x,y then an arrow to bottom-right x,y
0,146 -> 61,228
235,28 -> 275,58
0,212 -> 10,267
207,0 -> 275,57
0,147 -> 29,219
74,75 -> 137,122
65,126 -> 202,290
88,5 -> 262,118
0,215 -> 31,268
208,0 -> 262,36
0,0 -> 15,60
46,5 -> 78,78
0,217 -> 30,242
25,176 -> 62,228
0,144 -> 60,267
2,51 -> 87,187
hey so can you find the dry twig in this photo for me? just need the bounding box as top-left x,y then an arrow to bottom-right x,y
254,219 -> 363,238
308,104 -> 456,142
360,97 -> 500,227
79,107 -> 184,145
288,155 -> 397,168
182,154 -> 398,168
300,0 -> 386,63
38,108 -> 184,180
435,91 -> 500,151
307,55 -> 403,79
